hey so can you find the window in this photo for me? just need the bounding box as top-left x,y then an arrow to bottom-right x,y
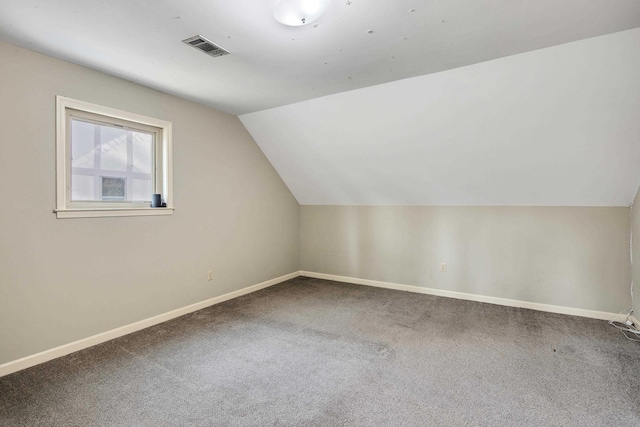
55,96 -> 173,218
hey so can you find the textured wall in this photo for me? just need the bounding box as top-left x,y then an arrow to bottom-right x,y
301,206 -> 630,313
0,41 -> 299,365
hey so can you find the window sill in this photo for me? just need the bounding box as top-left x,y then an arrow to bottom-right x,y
54,207 -> 175,219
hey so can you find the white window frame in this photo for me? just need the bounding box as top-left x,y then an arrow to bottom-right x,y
55,96 -> 173,218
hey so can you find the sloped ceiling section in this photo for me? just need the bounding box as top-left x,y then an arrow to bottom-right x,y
241,29 -> 640,207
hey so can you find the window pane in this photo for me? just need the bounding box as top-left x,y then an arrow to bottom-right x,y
99,126 -> 128,172
70,174 -> 95,201
70,118 -> 154,202
132,178 -> 153,202
71,120 -> 95,169
132,133 -> 153,174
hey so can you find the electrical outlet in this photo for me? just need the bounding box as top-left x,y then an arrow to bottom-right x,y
440,263 -> 447,272
207,271 -> 213,281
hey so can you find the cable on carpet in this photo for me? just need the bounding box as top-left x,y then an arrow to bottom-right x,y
609,192 -> 640,342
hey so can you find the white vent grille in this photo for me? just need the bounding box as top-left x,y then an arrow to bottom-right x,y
182,35 -> 230,58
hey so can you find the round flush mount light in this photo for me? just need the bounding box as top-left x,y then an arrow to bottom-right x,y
273,0 -> 330,26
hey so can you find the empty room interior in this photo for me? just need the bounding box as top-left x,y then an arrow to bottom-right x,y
1,0 -> 640,425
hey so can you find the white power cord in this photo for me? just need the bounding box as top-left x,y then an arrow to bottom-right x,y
610,192 -> 639,342
609,310 -> 640,342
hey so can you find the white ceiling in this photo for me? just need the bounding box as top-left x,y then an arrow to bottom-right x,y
0,0 -> 638,115
241,29 -> 640,206
1,1 -> 639,206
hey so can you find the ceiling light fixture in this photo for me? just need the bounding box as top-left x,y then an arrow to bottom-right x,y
273,0 -> 330,26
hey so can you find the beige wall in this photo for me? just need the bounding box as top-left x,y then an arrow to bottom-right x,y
301,206 -> 631,313
633,188 -> 640,320
0,41 -> 299,365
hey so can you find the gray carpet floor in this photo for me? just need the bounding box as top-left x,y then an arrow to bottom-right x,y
1,277 -> 639,426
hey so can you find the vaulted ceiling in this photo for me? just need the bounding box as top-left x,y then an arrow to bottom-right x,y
1,1 -> 639,206
241,29 -> 640,206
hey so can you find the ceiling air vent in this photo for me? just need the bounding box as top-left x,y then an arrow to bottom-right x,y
182,35 -> 230,58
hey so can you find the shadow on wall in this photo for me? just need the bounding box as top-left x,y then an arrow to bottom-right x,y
301,206 -> 630,313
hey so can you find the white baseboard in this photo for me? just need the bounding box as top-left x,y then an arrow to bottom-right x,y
0,271 -> 300,378
300,271 -> 625,322
2,270 -> 629,378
